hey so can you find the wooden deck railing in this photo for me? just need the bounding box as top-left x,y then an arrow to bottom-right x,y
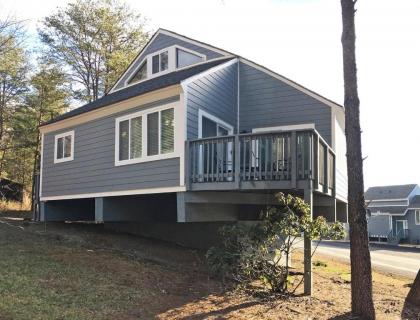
187,129 -> 335,193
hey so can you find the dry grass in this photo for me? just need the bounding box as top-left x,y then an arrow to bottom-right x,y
0,192 -> 31,212
0,216 -> 418,319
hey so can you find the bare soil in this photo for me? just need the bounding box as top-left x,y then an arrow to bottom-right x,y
0,212 -> 419,319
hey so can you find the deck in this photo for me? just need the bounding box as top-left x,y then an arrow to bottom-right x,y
185,129 -> 335,195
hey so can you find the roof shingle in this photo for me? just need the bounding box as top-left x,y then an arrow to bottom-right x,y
365,184 -> 417,201
40,57 -> 234,127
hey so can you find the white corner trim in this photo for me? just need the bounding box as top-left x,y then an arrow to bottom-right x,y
197,109 -> 234,138
239,58 -> 343,110
114,101 -> 181,166
40,186 -> 187,201
178,92 -> 186,187
252,123 -> 315,134
39,133 -> 44,198
53,130 -> 75,164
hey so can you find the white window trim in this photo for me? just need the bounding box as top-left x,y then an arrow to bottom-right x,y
396,219 -> 408,230
415,210 -> 420,225
124,45 -> 206,87
198,109 -> 234,138
54,130 -> 74,164
115,103 -> 177,166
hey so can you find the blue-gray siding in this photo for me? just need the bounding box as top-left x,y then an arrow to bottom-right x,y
392,211 -> 420,244
368,214 -> 391,236
186,62 -> 238,139
238,62 -> 332,144
41,97 -> 181,198
114,33 -> 224,91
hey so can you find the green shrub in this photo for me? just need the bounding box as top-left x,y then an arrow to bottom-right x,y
206,192 -> 345,294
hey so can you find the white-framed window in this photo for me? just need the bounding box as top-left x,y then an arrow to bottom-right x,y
115,105 -> 175,166
176,48 -> 204,68
126,45 -> 206,86
54,130 -> 74,163
415,210 -> 420,225
152,50 -> 169,74
129,61 -> 147,84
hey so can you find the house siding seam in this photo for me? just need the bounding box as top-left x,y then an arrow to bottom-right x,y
114,33 -> 224,91
186,62 -> 238,139
41,96 -> 181,198
238,61 -> 332,144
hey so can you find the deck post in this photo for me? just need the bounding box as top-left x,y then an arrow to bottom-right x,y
185,141 -> 191,190
304,181 -> 313,295
291,131 -> 297,188
323,145 -> 329,193
234,135 -> 241,189
313,134 -> 319,189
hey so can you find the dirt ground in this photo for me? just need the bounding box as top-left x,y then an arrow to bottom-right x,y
0,212 -> 419,320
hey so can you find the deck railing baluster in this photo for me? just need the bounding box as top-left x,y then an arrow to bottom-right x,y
187,130 -> 334,193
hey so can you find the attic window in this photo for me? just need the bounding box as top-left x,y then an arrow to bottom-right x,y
176,48 -> 203,68
129,61 -> 147,84
152,51 -> 169,74
125,46 -> 206,86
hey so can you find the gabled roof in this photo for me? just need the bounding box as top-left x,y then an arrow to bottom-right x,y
40,57 -> 234,127
42,28 -> 344,128
365,184 -> 417,201
409,195 -> 420,209
367,206 -> 408,215
108,28 -> 233,93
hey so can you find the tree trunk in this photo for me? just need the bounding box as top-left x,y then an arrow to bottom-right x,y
340,1 -> 376,318
406,269 -> 420,306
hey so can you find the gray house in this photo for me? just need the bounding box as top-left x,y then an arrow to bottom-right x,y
366,184 -> 420,244
38,29 -> 348,247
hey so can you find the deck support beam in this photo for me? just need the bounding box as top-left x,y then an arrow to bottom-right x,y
304,182 -> 313,296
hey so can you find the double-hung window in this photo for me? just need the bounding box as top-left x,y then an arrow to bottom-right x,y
415,210 -> 420,225
54,131 -> 74,163
115,106 -> 175,165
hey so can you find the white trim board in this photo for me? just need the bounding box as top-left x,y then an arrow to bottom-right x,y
39,85 -> 182,134
252,123 -> 315,134
40,186 -> 186,201
198,109 -> 234,138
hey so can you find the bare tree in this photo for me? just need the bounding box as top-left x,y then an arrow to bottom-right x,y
340,0 -> 375,318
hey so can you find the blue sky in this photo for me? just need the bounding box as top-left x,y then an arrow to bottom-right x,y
1,0 -> 420,188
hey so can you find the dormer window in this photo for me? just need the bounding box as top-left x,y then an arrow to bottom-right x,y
176,48 -> 204,68
126,46 -> 206,86
152,51 -> 169,74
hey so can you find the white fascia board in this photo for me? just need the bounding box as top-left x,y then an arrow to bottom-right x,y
40,186 -> 186,201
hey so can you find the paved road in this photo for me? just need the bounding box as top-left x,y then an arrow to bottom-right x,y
311,241 -> 420,279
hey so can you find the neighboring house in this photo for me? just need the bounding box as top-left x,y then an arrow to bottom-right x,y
366,184 -> 420,244
38,29 -> 348,247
